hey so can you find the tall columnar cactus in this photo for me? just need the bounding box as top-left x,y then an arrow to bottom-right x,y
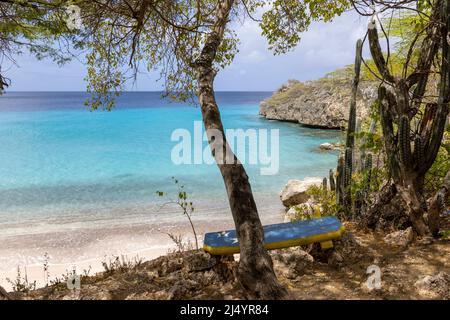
363,153 -> 373,194
398,115 -> 412,169
366,0 -> 450,236
329,169 -> 336,192
322,177 -> 327,191
336,155 -> 345,208
360,119 -> 377,171
340,39 -> 363,214
344,147 -> 353,188
345,39 -> 363,151
413,136 -> 424,168
364,153 -> 373,173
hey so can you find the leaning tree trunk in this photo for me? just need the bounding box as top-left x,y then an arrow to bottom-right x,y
0,285 -> 10,300
193,0 -> 288,299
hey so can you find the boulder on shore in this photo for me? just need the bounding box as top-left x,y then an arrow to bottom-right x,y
280,178 -> 322,207
319,142 -> 342,151
319,143 -> 334,150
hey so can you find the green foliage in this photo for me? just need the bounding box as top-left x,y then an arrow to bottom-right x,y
0,0 -> 78,92
265,80 -> 305,106
424,126 -> 450,197
327,8 -> 433,82
0,0 -> 353,107
288,185 -> 337,221
260,0 -> 350,54
157,177 -> 198,250
308,185 -> 338,217
439,229 -> 450,239
325,65 -> 354,80
75,0 -> 351,109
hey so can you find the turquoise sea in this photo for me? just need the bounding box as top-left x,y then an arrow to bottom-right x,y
0,92 -> 341,275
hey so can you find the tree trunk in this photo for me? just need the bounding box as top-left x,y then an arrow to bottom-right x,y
363,183 -> 397,229
428,169 -> 450,236
194,0 -> 288,299
0,285 -> 11,300
398,184 -> 430,236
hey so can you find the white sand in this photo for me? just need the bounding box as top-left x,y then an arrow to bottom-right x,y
0,195 -> 285,291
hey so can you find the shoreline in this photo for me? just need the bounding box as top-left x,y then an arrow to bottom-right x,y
0,195 -> 285,291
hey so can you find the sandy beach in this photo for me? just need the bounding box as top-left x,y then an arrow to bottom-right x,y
0,194 -> 285,290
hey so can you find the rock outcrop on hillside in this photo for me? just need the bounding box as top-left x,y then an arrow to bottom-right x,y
260,79 -> 377,129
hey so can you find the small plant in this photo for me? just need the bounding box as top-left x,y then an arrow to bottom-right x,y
43,252 -> 50,287
289,185 -> 338,222
289,203 -> 317,221
307,185 -> 338,217
82,266 -> 92,277
101,255 -> 143,274
439,229 -> 450,239
49,268 -> 75,286
6,266 -> 36,293
157,177 -> 199,250
164,232 -> 196,253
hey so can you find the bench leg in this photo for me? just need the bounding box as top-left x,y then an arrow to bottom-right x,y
320,240 -> 334,250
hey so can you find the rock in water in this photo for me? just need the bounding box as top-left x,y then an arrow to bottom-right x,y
280,178 -> 322,207
383,227 -> 414,247
319,143 -> 334,150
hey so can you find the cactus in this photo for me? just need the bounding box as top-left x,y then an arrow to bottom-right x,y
398,115 -> 412,168
413,136 -> 424,167
329,169 -> 336,192
345,162 -> 352,189
336,155 -> 345,207
322,177 -> 327,191
363,153 -> 373,194
337,39 -> 363,215
344,147 -> 353,188
365,0 -> 450,235
360,119 -> 377,171
364,153 -> 373,172
345,39 -> 363,150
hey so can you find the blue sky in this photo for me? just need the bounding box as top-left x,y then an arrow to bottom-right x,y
5,11 -> 371,92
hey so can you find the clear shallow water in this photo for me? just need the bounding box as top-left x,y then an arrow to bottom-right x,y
0,92 -> 341,226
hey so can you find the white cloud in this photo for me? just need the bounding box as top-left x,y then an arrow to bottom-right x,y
245,50 -> 267,63
216,11 -> 370,91
7,11 -> 371,92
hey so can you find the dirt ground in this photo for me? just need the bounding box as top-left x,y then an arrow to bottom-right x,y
277,222 -> 450,300
3,221 -> 449,300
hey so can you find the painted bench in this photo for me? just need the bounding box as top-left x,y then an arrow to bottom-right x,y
203,216 -> 345,255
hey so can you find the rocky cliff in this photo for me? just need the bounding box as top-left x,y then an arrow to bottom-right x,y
260,78 -> 377,129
